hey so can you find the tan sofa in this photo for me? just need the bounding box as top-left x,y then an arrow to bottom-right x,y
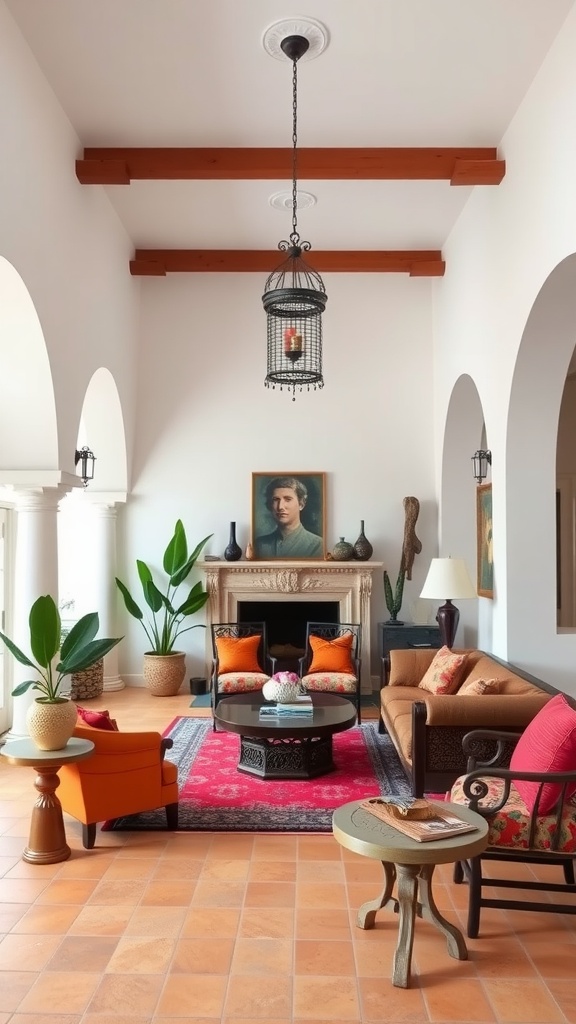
380,648 -> 556,797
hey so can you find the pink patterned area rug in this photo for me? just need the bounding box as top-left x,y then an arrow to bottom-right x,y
102,717 -> 410,834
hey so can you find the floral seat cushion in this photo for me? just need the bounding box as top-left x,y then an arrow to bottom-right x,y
217,672 -> 268,694
302,672 -> 357,694
450,774 -> 576,854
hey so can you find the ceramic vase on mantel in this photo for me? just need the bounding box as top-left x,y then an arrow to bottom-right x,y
331,537 -> 354,561
353,520 -> 373,561
224,521 -> 242,561
26,697 -> 78,751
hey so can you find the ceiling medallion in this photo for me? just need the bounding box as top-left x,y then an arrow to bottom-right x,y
262,17 -> 329,62
269,190 -> 317,212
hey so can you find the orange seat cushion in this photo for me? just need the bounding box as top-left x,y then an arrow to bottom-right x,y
308,634 -> 355,675
215,635 -> 262,673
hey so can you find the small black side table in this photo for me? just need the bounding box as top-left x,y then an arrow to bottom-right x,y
378,622 -> 442,687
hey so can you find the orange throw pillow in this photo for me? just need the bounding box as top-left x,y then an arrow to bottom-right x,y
458,678 -> 502,695
308,634 -> 355,675
418,646 -> 468,695
215,635 -> 262,674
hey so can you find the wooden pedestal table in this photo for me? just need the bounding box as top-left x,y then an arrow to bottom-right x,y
0,737 -> 95,864
332,799 -> 489,988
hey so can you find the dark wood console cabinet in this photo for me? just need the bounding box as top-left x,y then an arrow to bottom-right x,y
379,622 -> 442,686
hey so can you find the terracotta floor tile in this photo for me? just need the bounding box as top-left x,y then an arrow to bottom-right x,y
16,970 -> 101,1014
105,934 -> 175,972
67,903 -> 135,935
209,835 -> 255,859
125,904 -> 187,936
87,972 -> 164,1015
10,1015 -> 81,1024
192,879 -> 246,907
422,976 -> 495,1019
342,859 -> 385,884
182,906 -> 241,937
358,976 -> 428,1022
231,937 -> 293,975
100,857 -> 156,880
199,857 -> 251,881
546,979 -> 576,1024
518,940 -> 576,977
483,977 -> 566,1022
297,859 -> 345,883
244,881 -> 296,908
296,882 -> 347,909
295,907 -> 352,941
248,859 -> 298,882
252,835 -> 299,860
11,903 -> 81,933
238,907 -> 294,940
293,976 -> 359,1020
156,973 -> 227,1016
54,852 -> 119,878
81,1016 -> 152,1024
3,859 -> 60,880
138,879 -> 197,906
297,838 -> 342,860
36,877 -> 99,904
0,932 -> 62,970
225,974 -> 292,1018
171,936 -> 235,973
0,878 -> 50,903
295,939 -> 356,976
87,878 -> 148,905
45,934 -> 118,971
465,934 -> 537,977
353,937 -> 403,977
152,855 -> 204,879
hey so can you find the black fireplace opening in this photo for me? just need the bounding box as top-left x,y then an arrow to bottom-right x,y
238,601 -> 339,662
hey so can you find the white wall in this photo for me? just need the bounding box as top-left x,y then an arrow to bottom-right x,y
116,273 -> 438,680
434,4 -> 576,690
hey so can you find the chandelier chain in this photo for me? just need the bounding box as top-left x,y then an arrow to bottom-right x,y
291,56 -> 299,246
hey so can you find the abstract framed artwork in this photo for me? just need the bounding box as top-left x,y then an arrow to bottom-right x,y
476,483 -> 493,598
251,472 -> 326,560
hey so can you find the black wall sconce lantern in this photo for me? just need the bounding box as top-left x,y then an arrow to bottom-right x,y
75,446 -> 96,487
472,449 -> 491,485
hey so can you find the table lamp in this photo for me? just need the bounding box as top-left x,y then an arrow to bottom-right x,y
420,557 -> 477,648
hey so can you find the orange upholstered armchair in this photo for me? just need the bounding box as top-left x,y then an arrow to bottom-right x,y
57,723 -> 179,849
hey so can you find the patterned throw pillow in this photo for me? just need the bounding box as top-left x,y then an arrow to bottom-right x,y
418,646 -> 468,695
308,633 -> 355,675
76,706 -> 118,731
215,635 -> 262,674
457,678 -> 502,695
510,693 -> 576,814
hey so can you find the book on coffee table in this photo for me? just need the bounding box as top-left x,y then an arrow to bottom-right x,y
360,799 -> 479,842
259,702 -> 313,716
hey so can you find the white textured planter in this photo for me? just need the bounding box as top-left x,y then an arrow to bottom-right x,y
262,679 -> 301,703
143,652 -> 186,696
26,697 -> 77,751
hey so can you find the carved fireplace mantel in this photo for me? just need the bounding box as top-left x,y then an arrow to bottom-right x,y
200,560 -> 383,693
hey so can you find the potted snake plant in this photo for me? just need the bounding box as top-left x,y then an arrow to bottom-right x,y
0,595 -> 122,750
115,520 -> 212,696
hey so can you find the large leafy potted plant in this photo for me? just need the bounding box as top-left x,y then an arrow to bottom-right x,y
115,520 -> 212,696
0,595 -> 122,750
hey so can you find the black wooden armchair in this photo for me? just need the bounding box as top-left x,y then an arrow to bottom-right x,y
450,727 -> 576,938
298,622 -> 362,723
210,622 -> 271,728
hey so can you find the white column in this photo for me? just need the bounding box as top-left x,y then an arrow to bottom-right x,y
85,502 -> 124,691
9,488 -> 63,738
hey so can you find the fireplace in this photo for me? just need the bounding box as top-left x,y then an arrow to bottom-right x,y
200,559 -> 383,692
238,599 -> 339,664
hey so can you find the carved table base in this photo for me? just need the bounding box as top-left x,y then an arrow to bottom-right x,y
239,735 -> 334,779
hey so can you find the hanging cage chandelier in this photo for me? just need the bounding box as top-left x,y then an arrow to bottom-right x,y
262,32 -> 327,401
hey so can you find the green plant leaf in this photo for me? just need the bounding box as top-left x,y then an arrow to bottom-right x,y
29,596 -> 60,668
115,578 -> 144,620
58,636 -> 122,675
142,578 -> 164,613
170,534 -> 212,586
60,612 -> 99,662
0,630 -> 36,669
176,584 -> 209,617
136,560 -> 153,587
163,520 -> 187,576
11,678 -> 41,697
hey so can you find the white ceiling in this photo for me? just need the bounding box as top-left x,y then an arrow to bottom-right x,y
6,0 -> 575,253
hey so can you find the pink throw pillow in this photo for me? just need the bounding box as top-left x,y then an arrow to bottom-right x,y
418,646 -> 468,695
76,706 -> 118,731
510,693 -> 576,814
457,678 -> 502,696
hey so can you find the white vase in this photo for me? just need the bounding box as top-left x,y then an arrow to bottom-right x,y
262,679 -> 301,702
26,697 -> 77,751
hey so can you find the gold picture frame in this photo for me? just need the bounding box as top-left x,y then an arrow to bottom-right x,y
476,482 -> 493,598
251,472 -> 326,560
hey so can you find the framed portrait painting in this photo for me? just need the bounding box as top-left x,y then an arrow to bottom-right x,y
476,483 -> 493,598
251,472 -> 326,560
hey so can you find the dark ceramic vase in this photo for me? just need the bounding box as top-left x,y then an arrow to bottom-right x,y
332,537 -> 354,561
353,520 -> 373,561
224,521 -> 242,561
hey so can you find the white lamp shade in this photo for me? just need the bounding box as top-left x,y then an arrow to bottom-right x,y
420,558 -> 477,600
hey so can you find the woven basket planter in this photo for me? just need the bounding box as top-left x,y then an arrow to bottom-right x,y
69,659 -> 104,701
143,652 -> 186,696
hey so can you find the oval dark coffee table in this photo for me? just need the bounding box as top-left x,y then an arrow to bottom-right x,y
214,692 -> 357,780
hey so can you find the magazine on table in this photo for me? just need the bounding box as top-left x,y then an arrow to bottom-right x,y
360,798 -> 479,842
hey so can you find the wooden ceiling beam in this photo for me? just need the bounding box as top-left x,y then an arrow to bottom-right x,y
129,250 -> 445,276
77,147 -> 504,185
